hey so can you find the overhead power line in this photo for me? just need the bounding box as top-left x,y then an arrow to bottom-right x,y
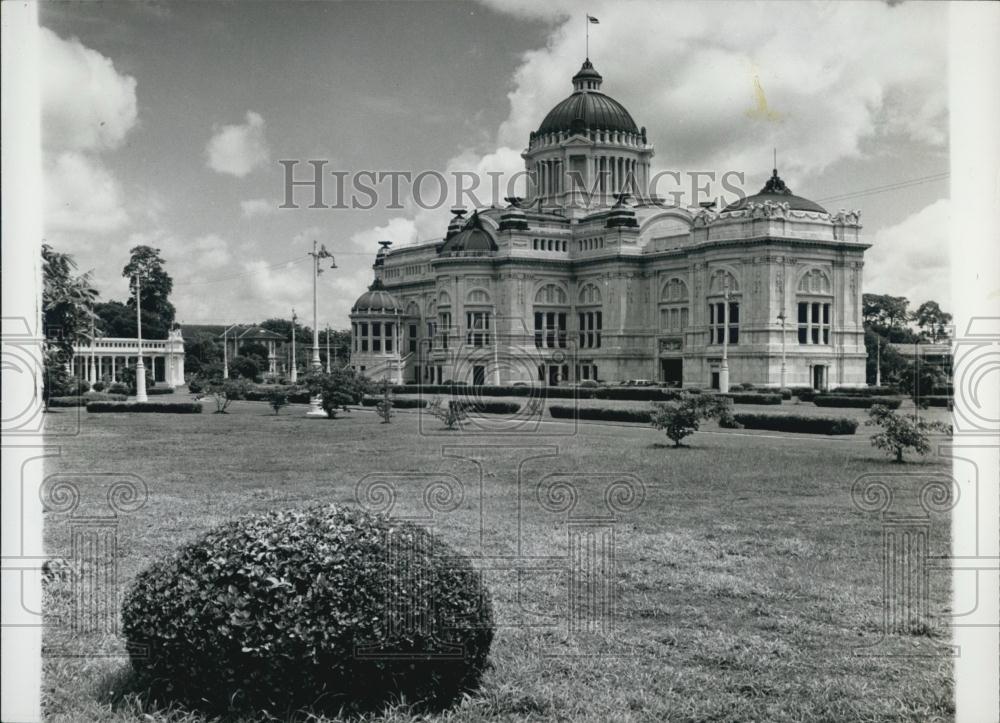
816,172 -> 949,204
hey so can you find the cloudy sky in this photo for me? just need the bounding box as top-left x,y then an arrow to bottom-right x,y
40,0 -> 950,328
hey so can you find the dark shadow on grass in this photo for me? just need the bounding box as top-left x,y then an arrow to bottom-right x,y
649,442 -> 694,449
95,661 -> 479,722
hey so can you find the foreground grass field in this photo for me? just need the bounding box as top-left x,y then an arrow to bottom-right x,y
42,399 -> 954,722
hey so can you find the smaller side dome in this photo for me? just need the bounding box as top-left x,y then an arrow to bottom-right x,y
438,211 -> 498,256
725,169 -> 828,214
351,278 -> 402,315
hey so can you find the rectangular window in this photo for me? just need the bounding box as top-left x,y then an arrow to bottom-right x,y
409,324 -> 418,354
798,301 -> 832,344
373,337 -> 381,352
709,301 -> 740,345
439,312 -> 450,350
466,312 -> 490,347
372,322 -> 381,338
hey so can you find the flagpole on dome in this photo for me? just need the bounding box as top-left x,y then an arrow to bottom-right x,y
586,14 -> 599,60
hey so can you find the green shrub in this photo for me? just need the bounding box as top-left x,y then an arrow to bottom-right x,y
121,505 -> 494,714
650,393 -> 733,446
866,404 -> 952,462
579,380 -> 599,388
549,405 -> 652,423
825,386 -> 897,396
91,380 -> 107,392
186,377 -> 205,394
108,382 -> 129,396
268,389 -> 288,415
206,379 -> 250,414
731,413 -> 858,435
738,381 -> 755,390
146,387 -> 175,395
48,393 -> 127,407
814,395 -> 902,409
86,402 -> 202,413
778,388 -> 793,400
426,398 -> 470,429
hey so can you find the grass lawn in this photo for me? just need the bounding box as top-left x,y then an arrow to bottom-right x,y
42,399 -> 954,722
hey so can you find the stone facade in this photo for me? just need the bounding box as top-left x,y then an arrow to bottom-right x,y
349,61 -> 868,390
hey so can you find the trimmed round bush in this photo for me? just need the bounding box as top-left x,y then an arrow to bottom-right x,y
122,505 -> 494,714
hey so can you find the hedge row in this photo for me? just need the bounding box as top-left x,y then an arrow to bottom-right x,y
732,413 -> 858,435
788,387 -> 818,402
146,387 -> 175,395
86,402 -> 203,414
813,395 -> 903,409
824,386 -> 897,397
48,393 -> 127,407
360,396 -> 428,409
918,395 -> 953,408
391,384 -> 686,401
549,405 -> 652,423
721,392 -> 783,405
243,385 -> 312,404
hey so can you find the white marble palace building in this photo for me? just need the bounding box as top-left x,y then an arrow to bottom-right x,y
348,59 -> 868,389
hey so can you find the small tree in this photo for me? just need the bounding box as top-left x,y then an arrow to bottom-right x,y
207,379 -> 249,414
306,367 -> 363,419
427,396 -> 468,430
268,389 -> 288,416
866,404 -> 952,463
650,393 -> 732,447
375,379 -> 394,424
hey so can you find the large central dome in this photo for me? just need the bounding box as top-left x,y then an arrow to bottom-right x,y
536,59 -> 639,136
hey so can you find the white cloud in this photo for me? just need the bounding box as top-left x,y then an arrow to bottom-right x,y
240,198 -> 276,218
44,151 -> 129,234
40,27 -> 139,152
865,198 -> 950,308
485,0 -> 947,177
206,111 -> 270,177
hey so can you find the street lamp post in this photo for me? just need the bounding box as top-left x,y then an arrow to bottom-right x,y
777,311 -> 787,389
719,275 -> 730,393
222,323 -> 239,379
875,336 -> 882,387
290,309 -> 298,384
324,324 -> 331,374
306,240 -> 335,416
134,273 -> 148,402
88,313 -> 97,390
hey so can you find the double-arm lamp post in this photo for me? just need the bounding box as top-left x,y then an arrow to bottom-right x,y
306,240 -> 336,416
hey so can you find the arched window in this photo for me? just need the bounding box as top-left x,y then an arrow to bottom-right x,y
437,290 -> 451,350
466,288 -> 491,305
798,268 -> 832,295
659,277 -> 690,333
796,269 -> 833,345
578,283 -> 602,306
533,283 -> 569,349
534,284 -> 568,305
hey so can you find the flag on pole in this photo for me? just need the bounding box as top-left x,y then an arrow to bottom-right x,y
587,15 -> 599,23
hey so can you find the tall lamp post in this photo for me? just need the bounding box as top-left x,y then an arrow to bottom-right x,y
777,311 -> 788,389
290,309 -> 298,384
306,240 -> 336,416
222,323 -> 239,379
324,324 -> 331,374
875,336 -> 882,387
718,274 -> 730,393
134,273 -> 148,402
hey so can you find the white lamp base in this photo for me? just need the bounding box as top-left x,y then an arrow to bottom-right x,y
306,395 -> 327,417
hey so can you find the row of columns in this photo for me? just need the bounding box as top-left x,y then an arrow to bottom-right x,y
68,353 -> 185,387
535,155 -> 648,198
